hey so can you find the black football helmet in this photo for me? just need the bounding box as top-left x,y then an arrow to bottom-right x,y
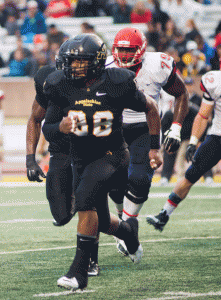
58,34 -> 107,80
55,39 -> 70,70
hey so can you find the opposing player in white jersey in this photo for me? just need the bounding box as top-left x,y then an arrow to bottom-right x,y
147,70 -> 221,232
106,27 -> 188,255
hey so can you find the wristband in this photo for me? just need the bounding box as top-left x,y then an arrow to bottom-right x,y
189,135 -> 198,145
150,135 -> 160,149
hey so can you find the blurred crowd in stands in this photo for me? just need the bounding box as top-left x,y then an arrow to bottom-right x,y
0,0 -> 221,182
0,0 -> 220,77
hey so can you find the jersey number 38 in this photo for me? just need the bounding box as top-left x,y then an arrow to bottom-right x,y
68,110 -> 114,137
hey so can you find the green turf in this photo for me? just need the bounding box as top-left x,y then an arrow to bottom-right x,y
0,185 -> 221,300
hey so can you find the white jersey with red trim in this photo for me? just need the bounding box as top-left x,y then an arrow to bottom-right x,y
201,71 -> 221,136
105,52 -> 175,123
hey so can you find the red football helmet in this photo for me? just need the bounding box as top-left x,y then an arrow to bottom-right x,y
112,27 -> 147,68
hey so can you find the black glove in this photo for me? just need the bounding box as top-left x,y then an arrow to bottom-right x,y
185,144 -> 197,163
26,154 -> 46,182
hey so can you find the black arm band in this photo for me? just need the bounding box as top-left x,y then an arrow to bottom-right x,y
150,135 -> 160,149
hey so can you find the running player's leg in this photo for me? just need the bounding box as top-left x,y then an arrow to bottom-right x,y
147,135 -> 221,231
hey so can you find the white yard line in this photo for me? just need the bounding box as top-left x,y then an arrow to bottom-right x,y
145,291 -> 221,300
0,182 -> 45,187
33,290 -> 95,297
0,219 -> 54,223
0,201 -> 48,206
0,236 -> 220,255
1,192 -> 220,207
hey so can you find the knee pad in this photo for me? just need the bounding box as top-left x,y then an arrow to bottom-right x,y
127,172 -> 152,204
125,188 -> 149,204
185,163 -> 201,184
53,214 -> 74,226
109,189 -> 124,205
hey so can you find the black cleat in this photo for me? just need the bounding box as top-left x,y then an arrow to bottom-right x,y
88,261 -> 100,276
146,209 -> 169,232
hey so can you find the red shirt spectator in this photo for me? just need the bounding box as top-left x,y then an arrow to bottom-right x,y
214,32 -> 221,48
44,0 -> 73,18
130,1 -> 152,24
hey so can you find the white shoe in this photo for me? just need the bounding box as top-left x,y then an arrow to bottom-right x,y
205,177 -> 214,185
159,177 -> 169,187
57,276 -> 79,291
129,244 -> 143,264
114,237 -> 129,256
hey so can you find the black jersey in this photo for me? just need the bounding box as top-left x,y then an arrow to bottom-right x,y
43,68 -> 149,160
34,65 -> 56,110
34,65 -> 70,155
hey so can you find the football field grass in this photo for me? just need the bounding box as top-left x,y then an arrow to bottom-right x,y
0,184 -> 221,300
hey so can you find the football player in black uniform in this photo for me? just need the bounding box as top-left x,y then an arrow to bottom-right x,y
42,34 -> 163,291
26,50 -> 100,275
26,41 -> 74,227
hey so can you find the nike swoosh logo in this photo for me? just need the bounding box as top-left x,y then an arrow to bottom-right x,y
96,92 -> 107,96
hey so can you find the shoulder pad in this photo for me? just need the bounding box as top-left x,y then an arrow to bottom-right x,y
106,68 -> 135,84
43,70 -> 64,95
142,52 -> 174,85
201,71 -> 220,100
34,65 -> 55,86
105,68 -> 136,98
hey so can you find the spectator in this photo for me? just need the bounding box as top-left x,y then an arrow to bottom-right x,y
194,34 -> 215,69
112,0 -> 132,24
97,0 -> 114,16
163,18 -> 180,49
5,13 -> 19,35
195,0 -> 211,4
0,0 -> 9,28
164,0 -> 193,34
5,49 -> 31,77
130,1 -> 152,24
29,47 -> 49,76
145,20 -> 160,51
173,31 -> 187,58
47,24 -> 66,48
210,44 -> 221,70
4,0 -> 19,20
8,36 -> 33,64
80,22 -> 111,52
44,0 -> 73,18
48,41 -> 60,65
35,0 -> 47,13
182,41 -> 207,77
185,19 -> 200,42
75,0 -> 110,17
20,1 -> 47,43
148,0 -> 170,32
0,54 -> 5,69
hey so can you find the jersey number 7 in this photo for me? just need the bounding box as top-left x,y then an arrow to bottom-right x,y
161,54 -> 171,70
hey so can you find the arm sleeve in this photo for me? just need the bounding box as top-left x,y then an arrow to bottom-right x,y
42,101 -> 65,142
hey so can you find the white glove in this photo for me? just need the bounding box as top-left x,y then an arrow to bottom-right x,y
164,122 -> 181,154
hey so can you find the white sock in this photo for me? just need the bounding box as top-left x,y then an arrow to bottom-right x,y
114,203 -> 123,216
163,201 -> 177,216
122,196 -> 144,221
